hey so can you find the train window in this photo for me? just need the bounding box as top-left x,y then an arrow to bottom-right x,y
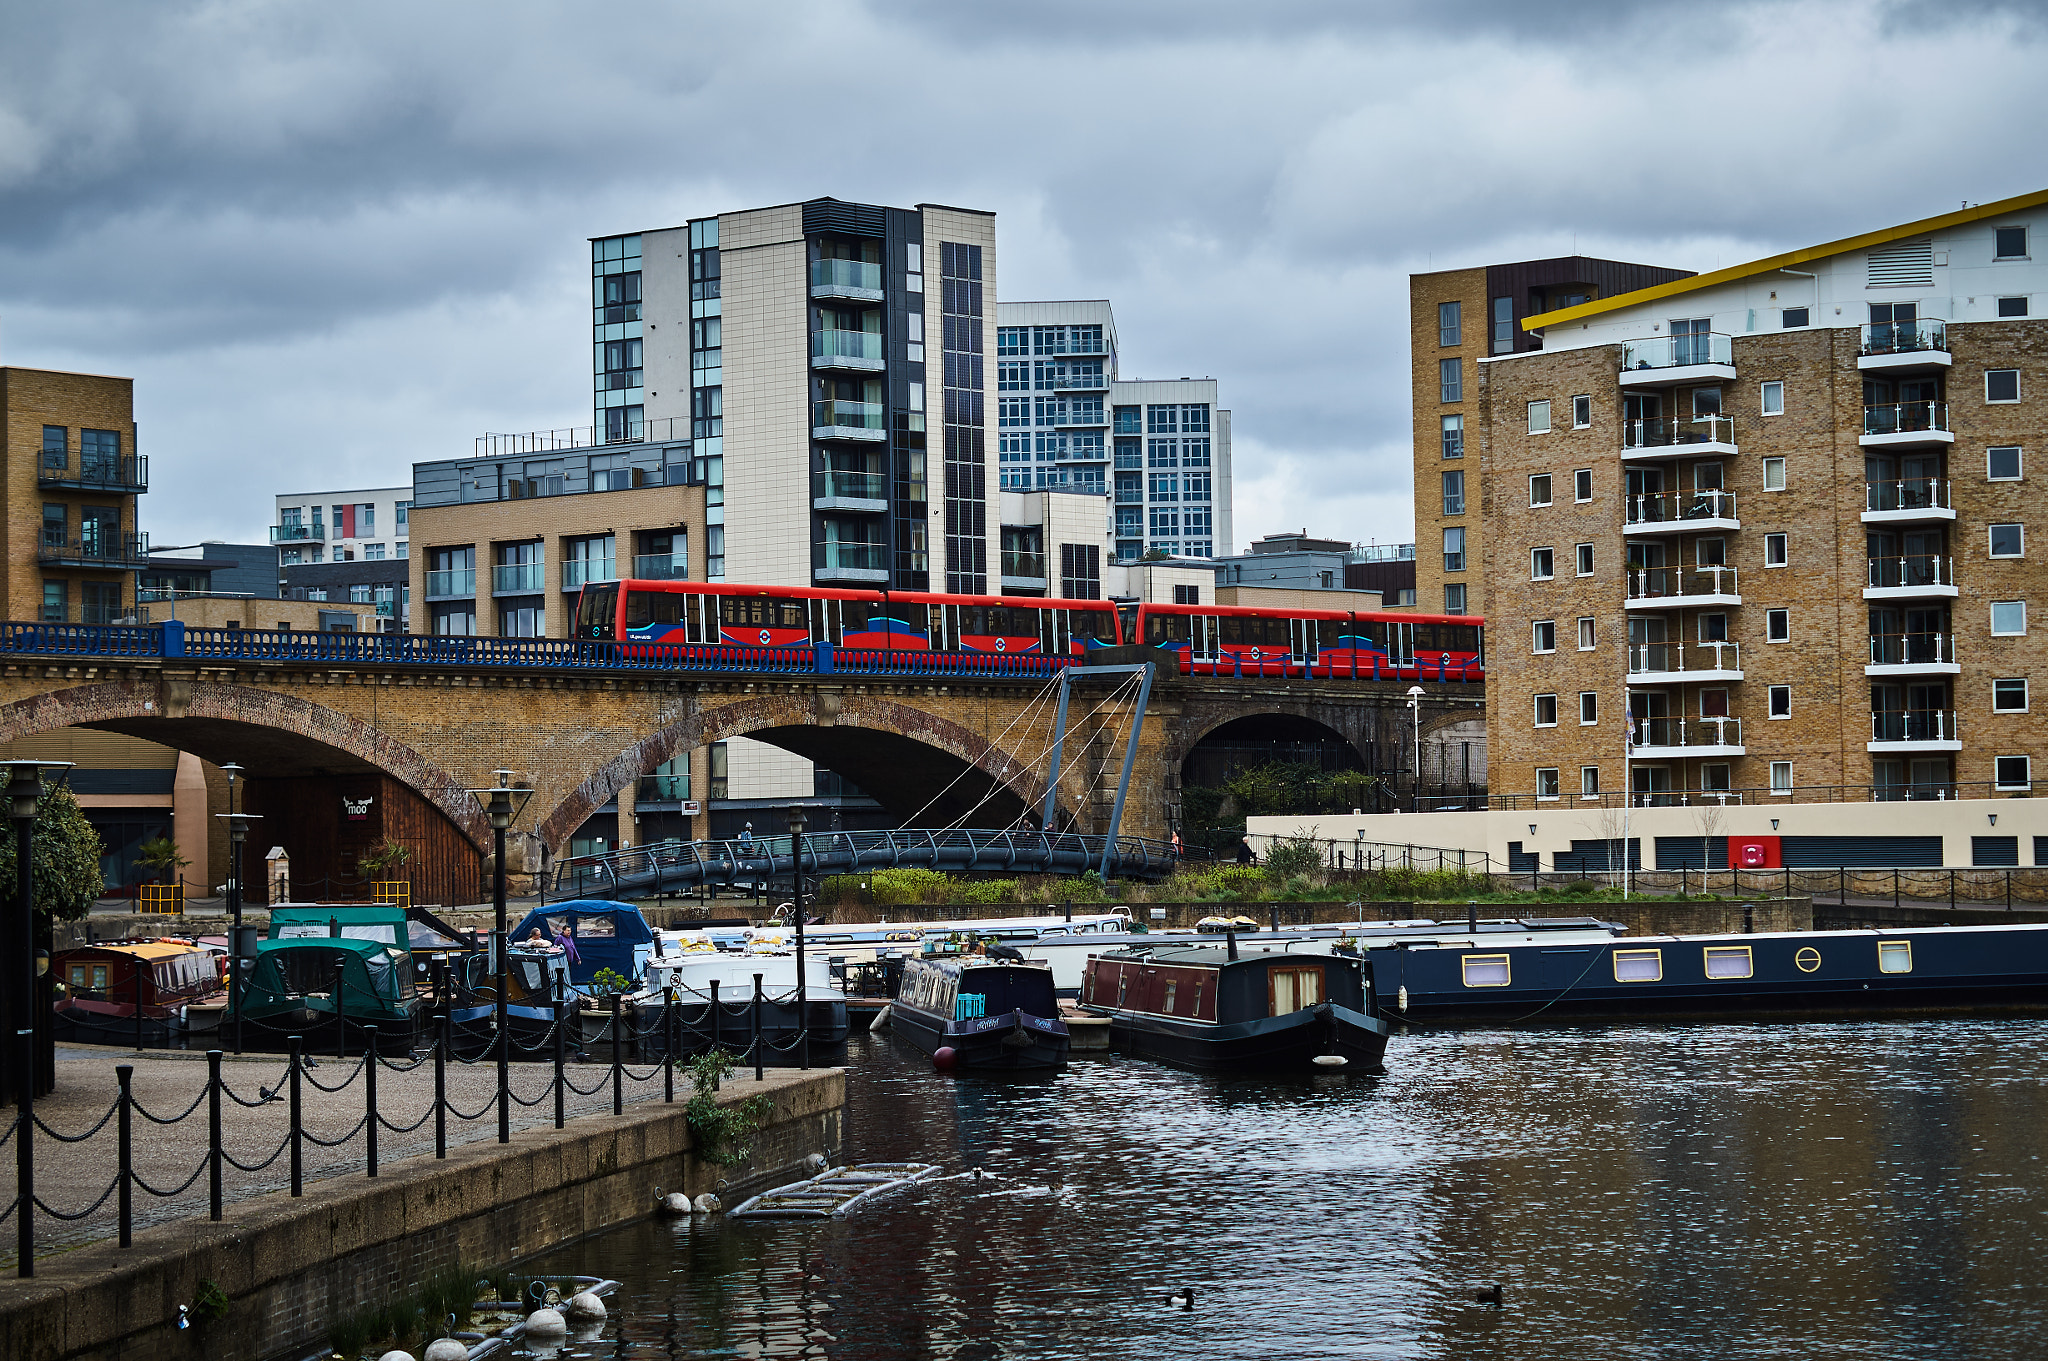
774,599 -> 807,631
1217,616 -> 1241,645
624,591 -> 684,628
960,606 -> 986,635
1075,609 -> 1115,644
840,600 -> 871,634
721,596 -> 758,627
1146,613 -> 1189,644
576,583 -> 618,639
1412,624 -> 1440,651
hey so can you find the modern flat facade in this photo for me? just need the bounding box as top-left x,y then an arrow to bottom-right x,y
1468,189 -> 2048,838
1411,258 -> 1691,619
2,366 -> 150,623
271,486 -> 411,566
1210,532 -> 1416,608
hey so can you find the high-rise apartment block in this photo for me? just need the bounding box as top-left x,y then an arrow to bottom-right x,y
271,486 -> 412,566
3,366 -> 150,624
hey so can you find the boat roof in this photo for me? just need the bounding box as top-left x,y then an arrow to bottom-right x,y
271,904 -> 408,925
58,941 -> 204,962
510,899 -> 655,945
254,936 -> 395,957
1384,921 -> 2048,950
1098,946 -> 1336,968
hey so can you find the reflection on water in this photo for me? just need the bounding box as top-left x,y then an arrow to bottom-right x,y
521,1020 -> 2048,1358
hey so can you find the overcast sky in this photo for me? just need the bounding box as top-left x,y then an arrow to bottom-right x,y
1,0 -> 2042,553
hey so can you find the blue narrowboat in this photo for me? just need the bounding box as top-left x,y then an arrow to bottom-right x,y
507,900 -> 657,992
890,956 -> 1070,1070
1367,922 -> 2048,1023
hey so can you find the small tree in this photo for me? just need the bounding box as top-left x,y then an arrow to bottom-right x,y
357,839 -> 414,881
0,784 -> 106,921
135,835 -> 190,887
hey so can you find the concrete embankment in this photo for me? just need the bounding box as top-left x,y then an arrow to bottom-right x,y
0,1068 -> 842,1361
843,897 -> 1813,934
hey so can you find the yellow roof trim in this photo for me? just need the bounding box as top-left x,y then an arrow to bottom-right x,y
1523,187 -> 2048,332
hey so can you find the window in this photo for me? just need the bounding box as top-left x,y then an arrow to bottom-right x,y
1462,954 -> 1511,987
1999,296 -> 2029,317
1771,761 -> 1793,794
1581,766 -> 1601,796
1442,471 -> 1465,515
1575,543 -> 1594,576
1765,533 -> 1788,566
1991,523 -> 2025,557
1438,301 -> 1462,347
1532,619 -> 1556,653
1986,369 -> 2021,403
1763,456 -> 1787,490
1535,768 -> 1560,800
1439,358 -> 1462,403
1534,693 -> 1558,727
1572,395 -> 1591,428
1441,414 -> 1464,459
1996,755 -> 2032,791
1530,474 -> 1552,506
1531,546 -> 1554,580
41,426 -> 65,470
1444,584 -> 1467,614
1528,400 -> 1552,434
1492,297 -> 1514,352
1614,949 -> 1662,982
1704,946 -> 1755,980
1760,380 -> 1784,416
1992,600 -> 2027,635
1574,468 -> 1593,502
1993,678 -> 2028,712
1692,386 -> 1722,419
1989,446 -> 2022,480
1579,691 -> 1598,725
40,581 -> 64,623
1783,307 -> 1809,328
1700,612 -> 1728,642
1442,526 -> 1466,572
1172,583 -> 1199,605
1577,617 -> 1595,650
1767,608 -> 1790,642
1877,941 -> 1913,975
1769,685 -> 1790,718
1996,225 -> 2029,260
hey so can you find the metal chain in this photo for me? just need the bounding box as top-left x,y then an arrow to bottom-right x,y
132,1154 -> 212,1199
33,1178 -> 121,1222
33,1099 -> 120,1144
131,1087 -> 210,1126
300,1057 -> 367,1094
300,1113 -> 370,1149
221,1130 -> 294,1171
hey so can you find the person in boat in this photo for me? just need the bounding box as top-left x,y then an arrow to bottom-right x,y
552,925 -> 581,964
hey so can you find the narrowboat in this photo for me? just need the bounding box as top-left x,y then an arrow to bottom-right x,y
633,947 -> 850,1067
52,940 -> 227,1045
507,900 -> 657,993
445,944 -> 572,1059
235,937 -> 420,1052
1367,922 -> 2048,1024
890,955 -> 1070,1070
1080,944 -> 1390,1074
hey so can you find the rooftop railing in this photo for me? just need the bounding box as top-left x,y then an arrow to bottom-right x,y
475,416 -> 691,457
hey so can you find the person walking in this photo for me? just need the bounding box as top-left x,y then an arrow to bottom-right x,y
1234,838 -> 1255,866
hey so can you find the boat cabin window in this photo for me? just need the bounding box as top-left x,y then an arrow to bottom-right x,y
1191,982 -> 1202,1015
1877,940 -> 1913,974
1162,981 -> 1178,1013
1703,945 -> 1754,980
1613,949 -> 1662,982
1269,965 -> 1324,1014
1795,947 -> 1822,973
1461,954 -> 1511,987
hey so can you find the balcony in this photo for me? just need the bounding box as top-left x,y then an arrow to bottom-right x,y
491,562 -> 545,594
1867,632 -> 1959,677
1864,555 -> 1956,600
1000,551 -> 1048,591
1053,407 -> 1108,427
1043,371 -> 1109,391
811,327 -> 886,373
817,539 -> 888,584
1861,401 -> 1953,448
631,553 -> 687,581
1627,565 -> 1740,608
38,531 -> 151,571
1620,416 -> 1738,462
1625,489 -> 1739,535
1629,715 -> 1745,759
813,399 -> 887,442
1114,487 -> 1144,505
1859,319 -> 1950,372
1628,641 -> 1743,683
1869,708 -> 1961,753
424,568 -> 476,599
635,774 -> 691,804
1618,332 -> 1736,388
1862,478 -> 1954,524
561,559 -> 618,591
39,455 -> 148,494
809,258 -> 884,304
270,522 -> 326,544
814,468 -> 889,512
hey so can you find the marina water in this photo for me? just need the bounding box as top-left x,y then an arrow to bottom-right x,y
522,1019 -> 2048,1358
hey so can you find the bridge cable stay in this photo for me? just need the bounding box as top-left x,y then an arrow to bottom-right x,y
891,667 -> 1073,830
992,671 -> 1146,836
933,670 -> 1145,835
1032,663 -> 1157,875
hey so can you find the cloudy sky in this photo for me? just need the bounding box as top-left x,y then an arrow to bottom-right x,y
1,0 -> 2042,552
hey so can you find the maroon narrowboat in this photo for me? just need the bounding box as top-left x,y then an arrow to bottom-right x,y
52,940 -> 226,1045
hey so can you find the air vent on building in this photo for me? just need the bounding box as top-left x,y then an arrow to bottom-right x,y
1867,239 -> 1935,288
803,199 -> 887,239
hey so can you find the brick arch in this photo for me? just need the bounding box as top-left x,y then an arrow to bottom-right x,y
539,693 -> 1076,849
0,679 -> 491,850
1164,704 -> 1374,774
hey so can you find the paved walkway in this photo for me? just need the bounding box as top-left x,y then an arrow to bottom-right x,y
3,1042 -> 801,1267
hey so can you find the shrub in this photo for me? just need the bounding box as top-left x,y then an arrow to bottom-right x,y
954,878 -> 1022,905
685,1052 -> 776,1166
1261,833 -> 1327,887
865,868 -> 952,905
0,785 -> 103,920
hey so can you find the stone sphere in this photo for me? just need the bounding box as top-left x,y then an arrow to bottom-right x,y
564,1291 -> 607,1323
423,1340 -> 469,1361
660,1191 -> 693,1215
693,1192 -> 722,1214
524,1306 -> 568,1336
376,1351 -> 417,1361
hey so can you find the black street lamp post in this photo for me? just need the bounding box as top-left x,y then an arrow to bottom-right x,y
218,807 -> 262,1057
786,806 -> 809,1072
470,770 -> 532,1144
5,758 -> 69,1278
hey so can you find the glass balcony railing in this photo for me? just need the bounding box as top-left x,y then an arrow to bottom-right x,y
1621,332 -> 1733,371
561,559 -> 617,590
1871,709 -> 1958,743
1624,489 -> 1737,526
820,540 -> 887,572
1627,566 -> 1739,601
631,553 -> 687,581
1001,552 -> 1047,580
1866,555 -> 1953,590
1865,478 -> 1951,513
1044,371 -> 1108,390
1628,641 -> 1740,675
813,399 -> 885,431
1622,416 -> 1737,450
1864,401 -> 1950,437
1629,716 -> 1743,749
636,774 -> 691,802
40,454 -> 148,492
810,259 -> 882,292
492,562 -> 545,593
1869,632 -> 1955,667
270,523 -> 326,543
811,328 -> 884,362
1860,318 -> 1948,356
425,569 -> 476,598
1053,407 -> 1107,427
814,469 -> 888,501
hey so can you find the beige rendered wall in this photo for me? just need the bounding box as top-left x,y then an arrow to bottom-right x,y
718,204 -> 810,588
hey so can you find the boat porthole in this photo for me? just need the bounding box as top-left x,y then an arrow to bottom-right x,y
1794,947 -> 1822,973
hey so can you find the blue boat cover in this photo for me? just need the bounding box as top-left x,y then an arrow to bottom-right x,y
508,900 -> 655,986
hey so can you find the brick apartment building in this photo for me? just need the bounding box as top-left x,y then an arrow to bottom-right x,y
2,366 -> 149,624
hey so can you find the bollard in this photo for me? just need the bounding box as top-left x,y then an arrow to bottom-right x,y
116,1064 -> 133,1248
611,995 -> 624,1117
1468,901 -> 1478,935
1743,903 -> 1755,935
288,1036 -> 303,1197
434,1009 -> 449,1159
553,976 -> 566,1131
1270,903 -> 1280,932
753,974 -> 765,1083
663,986 -> 676,1104
710,979 -> 721,1057
364,1027 -> 379,1177
207,1050 -> 223,1221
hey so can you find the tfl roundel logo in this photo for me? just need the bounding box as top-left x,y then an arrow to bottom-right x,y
995,637 -> 1007,651
758,629 -> 772,645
